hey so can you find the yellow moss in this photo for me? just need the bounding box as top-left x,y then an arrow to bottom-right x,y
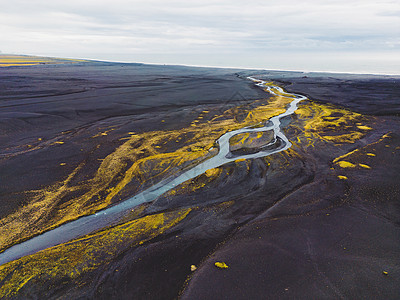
0,208 -> 191,297
357,125 -> 372,130
229,130 -> 274,152
0,63 -> 40,67
338,175 -> 348,180
322,132 -> 365,144
242,102 -> 287,124
337,161 -> 356,168
0,55 -> 86,67
295,101 -> 368,145
214,262 -> 229,269
0,163 -> 85,252
358,163 -> 371,169
205,168 -> 220,177
333,149 -> 359,163
235,158 -> 246,163
92,129 -> 115,138
215,200 -> 235,210
0,59 -> 51,63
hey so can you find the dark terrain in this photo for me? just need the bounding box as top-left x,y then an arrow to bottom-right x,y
0,59 -> 399,299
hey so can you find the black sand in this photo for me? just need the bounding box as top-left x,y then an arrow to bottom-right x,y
0,61 -> 399,299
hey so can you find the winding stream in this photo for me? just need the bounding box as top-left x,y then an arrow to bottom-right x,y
0,77 -> 307,265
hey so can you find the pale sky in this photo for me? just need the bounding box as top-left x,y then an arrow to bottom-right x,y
1,0 -> 400,74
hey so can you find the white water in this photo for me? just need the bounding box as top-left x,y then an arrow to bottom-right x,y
0,77 -> 307,265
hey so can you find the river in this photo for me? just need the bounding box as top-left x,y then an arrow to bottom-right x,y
0,77 -> 307,265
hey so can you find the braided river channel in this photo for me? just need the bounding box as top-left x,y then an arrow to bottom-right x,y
0,77 -> 307,265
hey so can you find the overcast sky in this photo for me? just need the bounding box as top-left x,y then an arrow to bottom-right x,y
1,0 -> 399,74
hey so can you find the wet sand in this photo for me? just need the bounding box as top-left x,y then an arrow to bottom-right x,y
0,59 -> 399,299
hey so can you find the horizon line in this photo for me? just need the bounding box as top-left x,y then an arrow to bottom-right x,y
2,53 -> 400,77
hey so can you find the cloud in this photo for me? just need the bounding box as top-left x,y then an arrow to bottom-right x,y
0,0 -> 399,73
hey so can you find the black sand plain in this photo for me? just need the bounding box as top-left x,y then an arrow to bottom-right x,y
0,58 -> 399,299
